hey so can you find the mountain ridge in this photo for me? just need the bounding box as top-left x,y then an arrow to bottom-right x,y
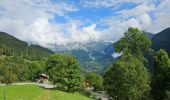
152,27 -> 170,56
0,31 -> 54,59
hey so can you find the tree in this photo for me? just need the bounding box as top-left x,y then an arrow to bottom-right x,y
0,45 -> 13,56
27,61 -> 43,81
114,27 -> 152,57
5,56 -> 29,81
104,54 -> 150,100
0,56 -> 4,64
151,49 -> 170,100
45,54 -> 82,92
104,27 -> 152,99
0,56 -> 31,82
0,64 -> 18,84
85,72 -> 103,91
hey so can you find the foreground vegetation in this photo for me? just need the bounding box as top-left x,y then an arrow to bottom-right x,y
0,85 -> 93,100
104,27 -> 170,99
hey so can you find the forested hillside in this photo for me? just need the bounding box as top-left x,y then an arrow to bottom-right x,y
0,32 -> 53,59
0,32 -> 54,83
152,27 -> 170,56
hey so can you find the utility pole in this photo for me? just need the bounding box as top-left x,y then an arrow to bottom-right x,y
4,86 -> 6,100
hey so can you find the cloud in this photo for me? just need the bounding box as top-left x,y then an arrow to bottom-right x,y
0,0 -> 77,17
21,18 -> 67,47
0,0 -> 104,48
100,17 -> 141,42
99,0 -> 170,41
69,24 -> 101,43
112,52 -> 122,58
0,0 -> 77,31
82,0 -> 151,8
0,0 -> 169,49
0,17 -> 102,48
139,14 -> 152,26
119,4 -> 155,18
147,0 -> 170,33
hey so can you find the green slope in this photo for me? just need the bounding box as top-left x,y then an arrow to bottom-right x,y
28,44 -> 54,59
0,32 -> 53,59
0,32 -> 28,55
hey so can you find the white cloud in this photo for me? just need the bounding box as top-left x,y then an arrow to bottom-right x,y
119,4 -> 155,18
22,18 -> 67,46
0,0 -> 77,17
0,0 -> 169,49
99,0 -> 170,41
80,0 -> 159,42
147,0 -> 170,33
65,23 -> 102,44
112,52 -> 122,58
0,0 -> 104,48
0,18 -> 26,36
0,17 -> 102,48
100,17 -> 141,42
82,0 -> 151,8
138,14 -> 152,28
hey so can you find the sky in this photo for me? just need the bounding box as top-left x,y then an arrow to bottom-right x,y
0,0 -> 170,48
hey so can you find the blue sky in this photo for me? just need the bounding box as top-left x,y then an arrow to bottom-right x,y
51,0 -> 139,28
0,0 -> 169,48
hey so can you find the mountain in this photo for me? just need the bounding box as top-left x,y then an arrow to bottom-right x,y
0,32 -> 28,55
0,32 -> 53,59
28,44 -> 54,59
0,29 -> 156,72
51,41 -> 112,52
0,29 -> 160,72
53,41 -> 115,72
51,32 -> 154,72
0,31 -> 113,72
146,32 -> 154,39
152,27 -> 170,56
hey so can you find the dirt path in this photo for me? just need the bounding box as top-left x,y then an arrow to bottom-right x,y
39,89 -> 51,100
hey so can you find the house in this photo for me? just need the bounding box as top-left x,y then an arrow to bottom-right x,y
84,80 -> 90,89
37,73 -> 49,83
84,80 -> 94,93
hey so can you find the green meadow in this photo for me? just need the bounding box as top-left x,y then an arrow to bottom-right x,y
0,85 -> 93,100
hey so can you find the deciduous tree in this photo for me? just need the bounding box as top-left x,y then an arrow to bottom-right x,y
45,54 -> 82,92
85,72 -> 103,91
151,49 -> 170,100
104,54 -> 150,100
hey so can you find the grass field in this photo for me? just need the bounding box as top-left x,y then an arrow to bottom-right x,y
0,85 -> 93,100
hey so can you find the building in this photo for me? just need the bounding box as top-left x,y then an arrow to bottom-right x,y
84,80 -> 90,89
37,73 -> 49,83
84,80 -> 94,93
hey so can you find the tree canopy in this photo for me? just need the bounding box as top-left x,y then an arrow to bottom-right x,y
45,54 -> 82,92
151,49 -> 170,100
104,54 -> 150,99
85,72 -> 103,91
104,27 -> 152,99
115,27 -> 152,57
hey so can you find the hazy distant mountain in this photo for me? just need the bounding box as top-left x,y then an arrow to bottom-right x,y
51,41 -> 111,52
52,41 -> 115,72
152,27 -> 170,56
51,32 -> 155,72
